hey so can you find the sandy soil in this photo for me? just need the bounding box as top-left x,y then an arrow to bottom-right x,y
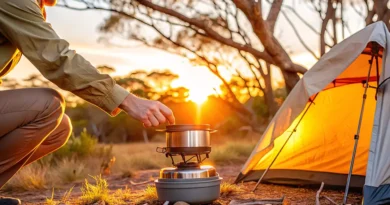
0,165 -> 362,205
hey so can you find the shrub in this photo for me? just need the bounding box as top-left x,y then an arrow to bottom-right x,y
54,129 -> 98,159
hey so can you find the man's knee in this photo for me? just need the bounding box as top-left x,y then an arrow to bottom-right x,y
54,114 -> 72,148
36,88 -> 66,125
48,115 -> 72,149
39,88 -> 65,112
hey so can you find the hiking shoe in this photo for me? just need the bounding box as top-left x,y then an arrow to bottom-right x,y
0,196 -> 21,205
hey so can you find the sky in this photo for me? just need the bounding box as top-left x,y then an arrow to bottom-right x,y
7,1 -> 364,102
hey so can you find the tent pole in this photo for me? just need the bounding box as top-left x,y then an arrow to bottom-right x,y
343,44 -> 378,204
252,94 -> 319,192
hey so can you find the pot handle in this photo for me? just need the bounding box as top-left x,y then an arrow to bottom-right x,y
156,147 -> 167,153
210,129 -> 218,133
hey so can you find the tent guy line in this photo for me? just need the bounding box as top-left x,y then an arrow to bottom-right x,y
252,93 -> 319,193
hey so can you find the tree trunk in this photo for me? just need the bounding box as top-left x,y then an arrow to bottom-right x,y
281,70 -> 300,92
263,74 -> 278,117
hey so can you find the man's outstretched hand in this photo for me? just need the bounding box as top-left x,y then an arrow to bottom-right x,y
119,94 -> 175,127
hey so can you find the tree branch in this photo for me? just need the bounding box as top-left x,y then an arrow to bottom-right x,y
266,0 -> 283,33
136,0 -> 306,74
281,11 -> 319,60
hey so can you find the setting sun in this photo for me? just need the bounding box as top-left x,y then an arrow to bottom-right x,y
171,66 -> 227,105
188,89 -> 209,105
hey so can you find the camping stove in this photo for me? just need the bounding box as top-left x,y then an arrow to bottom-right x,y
155,124 -> 222,204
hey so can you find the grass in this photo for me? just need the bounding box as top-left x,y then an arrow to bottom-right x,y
113,186 -> 132,202
0,138 -> 259,204
220,182 -> 242,197
45,187 -> 74,205
3,164 -> 49,191
3,141 -> 255,191
56,158 -> 87,183
79,175 -> 118,205
133,185 -> 158,205
208,141 -> 256,165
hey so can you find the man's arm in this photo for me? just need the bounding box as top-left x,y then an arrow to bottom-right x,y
0,0 -> 174,126
0,0 -> 128,116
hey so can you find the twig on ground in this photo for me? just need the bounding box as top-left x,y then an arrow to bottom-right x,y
130,178 -> 155,186
229,196 -> 284,205
316,182 -> 325,205
323,196 -> 338,205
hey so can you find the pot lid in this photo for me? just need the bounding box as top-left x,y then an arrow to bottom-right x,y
159,165 -> 218,179
157,124 -> 216,132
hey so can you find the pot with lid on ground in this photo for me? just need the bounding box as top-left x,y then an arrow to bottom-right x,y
155,165 -> 222,204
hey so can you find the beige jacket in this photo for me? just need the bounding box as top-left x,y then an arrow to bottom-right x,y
0,0 -> 129,116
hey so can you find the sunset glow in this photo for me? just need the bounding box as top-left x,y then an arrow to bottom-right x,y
188,88 -> 209,105
171,66 -> 224,105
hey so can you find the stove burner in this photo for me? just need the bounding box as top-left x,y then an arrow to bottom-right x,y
176,161 -> 201,168
167,153 -> 209,167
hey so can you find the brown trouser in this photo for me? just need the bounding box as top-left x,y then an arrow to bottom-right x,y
0,88 -> 72,188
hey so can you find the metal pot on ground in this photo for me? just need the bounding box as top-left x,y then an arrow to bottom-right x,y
155,165 -> 222,204
155,124 -> 222,204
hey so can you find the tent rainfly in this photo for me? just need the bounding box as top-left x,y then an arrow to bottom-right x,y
235,21 -> 390,204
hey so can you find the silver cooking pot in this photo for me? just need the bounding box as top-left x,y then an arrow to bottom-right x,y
156,124 -> 217,155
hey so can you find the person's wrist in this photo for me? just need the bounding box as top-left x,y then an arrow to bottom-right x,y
119,93 -> 134,112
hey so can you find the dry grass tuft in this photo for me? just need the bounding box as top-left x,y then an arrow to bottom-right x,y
79,175 -> 120,205
133,185 -> 158,205
45,187 -> 73,205
45,188 -> 57,205
113,186 -> 132,202
220,182 -> 242,197
3,164 -> 50,191
56,158 -> 87,183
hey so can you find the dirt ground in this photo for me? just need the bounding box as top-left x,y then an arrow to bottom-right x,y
1,165 -> 362,205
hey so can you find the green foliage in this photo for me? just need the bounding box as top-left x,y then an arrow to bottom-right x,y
53,129 -> 98,159
252,96 -> 269,118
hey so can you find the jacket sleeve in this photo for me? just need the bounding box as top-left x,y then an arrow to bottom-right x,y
0,0 -> 129,116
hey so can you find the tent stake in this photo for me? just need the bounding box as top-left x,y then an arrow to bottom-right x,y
252,94 -> 318,192
343,47 -> 378,204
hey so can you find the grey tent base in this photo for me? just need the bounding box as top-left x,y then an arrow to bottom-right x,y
364,185 -> 390,204
235,169 -> 365,188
